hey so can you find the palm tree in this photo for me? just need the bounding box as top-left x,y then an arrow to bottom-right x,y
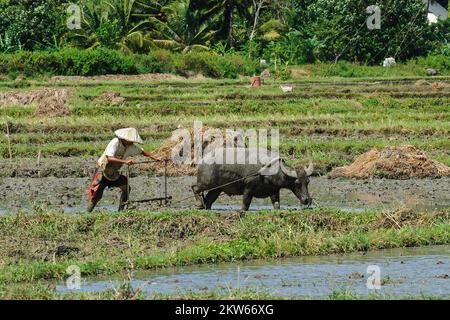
190,0 -> 253,46
69,0 -> 159,53
151,0 -> 216,52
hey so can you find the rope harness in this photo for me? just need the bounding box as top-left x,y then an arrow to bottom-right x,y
169,171 -> 262,206
97,158 -> 315,210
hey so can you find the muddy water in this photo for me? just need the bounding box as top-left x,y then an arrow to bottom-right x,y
56,245 -> 450,298
0,175 -> 449,213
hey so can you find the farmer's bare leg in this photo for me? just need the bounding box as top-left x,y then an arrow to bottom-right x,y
87,182 -> 107,212
116,175 -> 130,211
118,185 -> 130,211
204,189 -> 221,210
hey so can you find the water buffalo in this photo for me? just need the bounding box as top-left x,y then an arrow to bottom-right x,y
191,148 -> 313,211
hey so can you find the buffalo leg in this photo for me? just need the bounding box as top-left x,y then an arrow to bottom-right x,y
241,190 -> 253,211
270,192 -> 280,210
204,189 -> 221,210
191,185 -> 205,209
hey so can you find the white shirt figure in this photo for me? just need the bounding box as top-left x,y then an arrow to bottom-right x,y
97,137 -> 144,181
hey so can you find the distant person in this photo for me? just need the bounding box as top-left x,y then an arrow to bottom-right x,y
87,128 -> 161,212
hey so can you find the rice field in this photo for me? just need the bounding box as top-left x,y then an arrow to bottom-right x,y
0,73 -> 449,300
1,76 -> 449,175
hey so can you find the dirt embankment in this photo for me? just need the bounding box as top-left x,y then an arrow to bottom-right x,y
329,146 -> 450,179
0,157 -> 95,178
50,73 -> 186,82
0,125 -> 225,177
415,80 -> 450,90
0,89 -> 71,117
0,208 -> 447,272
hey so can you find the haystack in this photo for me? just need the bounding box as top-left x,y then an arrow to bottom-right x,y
34,89 -> 71,117
414,79 -> 430,87
141,126 -> 244,176
329,146 -> 450,179
0,89 -> 71,117
95,91 -> 125,105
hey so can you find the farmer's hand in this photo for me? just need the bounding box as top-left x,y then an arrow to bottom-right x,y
143,151 -> 163,162
126,160 -> 134,166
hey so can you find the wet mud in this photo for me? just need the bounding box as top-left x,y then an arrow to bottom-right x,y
0,173 -> 449,213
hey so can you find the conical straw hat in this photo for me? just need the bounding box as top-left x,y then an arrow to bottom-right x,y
115,128 -> 144,144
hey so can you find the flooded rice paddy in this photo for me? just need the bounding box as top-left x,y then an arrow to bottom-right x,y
57,245 -> 450,298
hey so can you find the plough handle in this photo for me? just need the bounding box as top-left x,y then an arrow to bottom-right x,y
132,160 -> 162,164
164,159 -> 168,204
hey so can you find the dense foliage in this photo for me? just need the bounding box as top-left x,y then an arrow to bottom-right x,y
0,0 -> 448,76
0,0 -> 70,52
0,47 -> 261,77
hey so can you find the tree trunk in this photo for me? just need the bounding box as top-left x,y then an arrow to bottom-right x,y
222,3 -> 234,47
249,0 -> 264,42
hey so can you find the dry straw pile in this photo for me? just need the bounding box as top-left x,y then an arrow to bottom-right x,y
0,89 -> 71,117
95,91 -> 126,105
142,126 -> 244,176
329,145 -> 450,179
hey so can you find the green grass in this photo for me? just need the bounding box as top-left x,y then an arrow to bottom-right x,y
0,282 -> 447,300
292,58 -> 450,78
0,63 -> 449,301
0,209 -> 448,284
0,77 -> 448,173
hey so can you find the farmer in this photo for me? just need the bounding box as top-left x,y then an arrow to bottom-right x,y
87,128 -> 161,212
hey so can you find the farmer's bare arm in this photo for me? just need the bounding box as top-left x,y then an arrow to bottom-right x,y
106,156 -> 133,166
143,151 -> 163,161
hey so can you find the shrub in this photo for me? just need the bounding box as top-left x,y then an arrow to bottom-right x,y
413,54 -> 450,73
173,52 -> 260,78
134,49 -> 175,74
54,48 -> 137,76
440,44 -> 450,57
0,48 -> 260,78
0,48 -> 137,76
174,51 -> 223,78
263,31 -> 322,65
224,54 -> 263,76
